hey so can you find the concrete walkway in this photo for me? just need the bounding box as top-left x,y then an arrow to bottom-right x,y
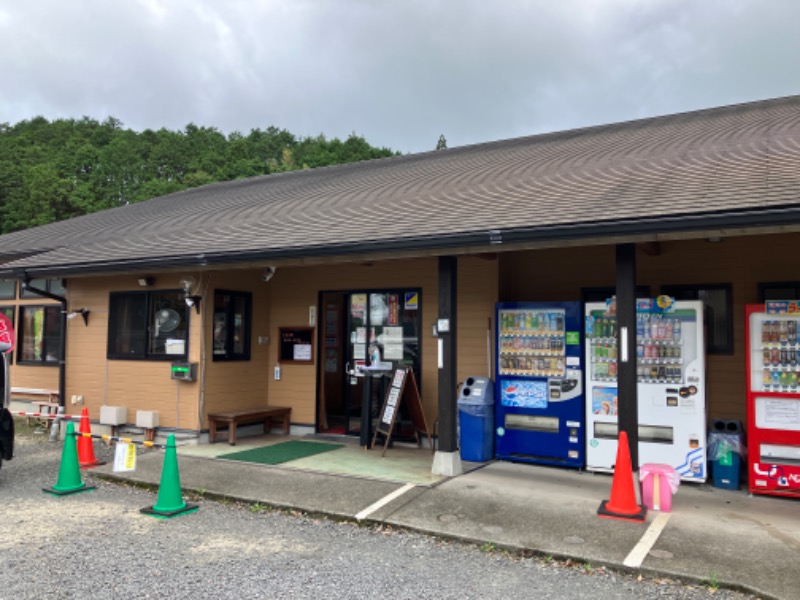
91,438 -> 800,600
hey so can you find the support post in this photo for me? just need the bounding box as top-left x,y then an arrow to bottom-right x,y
616,244 -> 639,471
433,256 -> 462,476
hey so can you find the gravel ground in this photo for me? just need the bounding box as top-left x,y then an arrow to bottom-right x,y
0,430 -> 757,600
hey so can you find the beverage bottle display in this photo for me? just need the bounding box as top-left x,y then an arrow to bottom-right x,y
779,320 -> 789,344
789,320 -> 797,344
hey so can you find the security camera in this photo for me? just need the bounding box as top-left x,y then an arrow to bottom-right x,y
262,266 -> 276,282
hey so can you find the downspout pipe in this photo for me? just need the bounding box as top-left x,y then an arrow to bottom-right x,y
21,279 -> 67,425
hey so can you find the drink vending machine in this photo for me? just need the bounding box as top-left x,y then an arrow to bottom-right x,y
584,298 -> 707,482
494,302 -> 584,467
745,303 -> 800,497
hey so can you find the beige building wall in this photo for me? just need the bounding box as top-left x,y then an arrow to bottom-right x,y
12,232 -> 793,433
267,258 -> 440,427
200,269 -> 272,420
457,255 -> 499,384
54,255 -> 497,433
65,273 -> 205,429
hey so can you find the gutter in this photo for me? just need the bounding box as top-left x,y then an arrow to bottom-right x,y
20,279 -> 67,441
4,204 -> 800,278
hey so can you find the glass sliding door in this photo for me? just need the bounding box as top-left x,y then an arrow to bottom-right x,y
319,289 -> 421,437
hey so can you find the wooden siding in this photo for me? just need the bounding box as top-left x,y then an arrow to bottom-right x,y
54,257 -> 496,433
52,231 -> 794,433
267,259 -> 440,427
65,274 -> 204,428
500,233 -> 800,424
457,256 -> 499,383
201,270 -> 272,422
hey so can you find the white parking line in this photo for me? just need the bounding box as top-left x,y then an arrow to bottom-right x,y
623,512 -> 672,568
355,483 -> 416,521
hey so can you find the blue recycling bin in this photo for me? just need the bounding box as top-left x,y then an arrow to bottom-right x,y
458,377 -> 495,462
709,420 -> 744,490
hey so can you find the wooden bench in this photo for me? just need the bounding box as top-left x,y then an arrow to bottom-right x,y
11,387 -> 59,403
11,388 -> 60,427
207,407 -> 292,446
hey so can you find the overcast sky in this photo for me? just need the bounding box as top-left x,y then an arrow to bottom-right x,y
2,1 -> 799,154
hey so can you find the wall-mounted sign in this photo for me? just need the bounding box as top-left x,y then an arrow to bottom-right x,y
404,292 -> 419,310
279,327 -> 314,364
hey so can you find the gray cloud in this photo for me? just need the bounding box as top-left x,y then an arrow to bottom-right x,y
2,0 -> 799,153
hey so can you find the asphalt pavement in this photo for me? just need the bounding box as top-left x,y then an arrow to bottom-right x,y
90,440 -> 800,600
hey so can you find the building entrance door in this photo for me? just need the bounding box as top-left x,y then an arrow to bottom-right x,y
318,289 -> 421,438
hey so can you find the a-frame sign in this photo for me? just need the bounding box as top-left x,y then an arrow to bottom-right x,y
371,367 -> 432,456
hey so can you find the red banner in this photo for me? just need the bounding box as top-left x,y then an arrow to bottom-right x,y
0,312 -> 14,352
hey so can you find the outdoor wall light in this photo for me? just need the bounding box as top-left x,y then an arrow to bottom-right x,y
66,308 -> 90,326
185,295 -> 202,314
262,266 -> 277,282
137,276 -> 155,287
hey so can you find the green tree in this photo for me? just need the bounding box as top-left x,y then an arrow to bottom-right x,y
0,116 -> 400,233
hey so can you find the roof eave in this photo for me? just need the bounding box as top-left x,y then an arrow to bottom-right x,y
3,205 -> 800,279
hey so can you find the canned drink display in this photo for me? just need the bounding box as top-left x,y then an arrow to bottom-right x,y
780,320 -> 789,344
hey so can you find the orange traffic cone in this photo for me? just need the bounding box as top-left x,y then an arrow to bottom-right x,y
77,407 -> 105,469
598,431 -> 647,522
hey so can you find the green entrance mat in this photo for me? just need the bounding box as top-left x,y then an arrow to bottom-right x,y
218,441 -> 344,465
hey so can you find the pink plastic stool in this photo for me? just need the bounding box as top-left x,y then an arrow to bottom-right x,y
640,463 -> 677,512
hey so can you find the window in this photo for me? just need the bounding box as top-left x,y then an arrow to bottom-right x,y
18,305 -> 63,364
213,290 -> 251,361
660,284 -> 733,354
758,281 -> 800,302
0,280 -> 16,300
20,278 -> 65,299
108,290 -> 189,360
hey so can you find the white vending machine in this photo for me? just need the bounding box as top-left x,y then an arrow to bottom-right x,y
584,298 -> 707,482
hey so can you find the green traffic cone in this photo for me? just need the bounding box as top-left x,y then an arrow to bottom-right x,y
140,434 -> 198,519
43,421 -> 95,496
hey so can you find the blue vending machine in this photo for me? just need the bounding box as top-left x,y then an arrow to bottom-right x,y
495,302 -> 585,467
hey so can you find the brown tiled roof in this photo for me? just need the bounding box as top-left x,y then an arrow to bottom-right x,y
2,95 -> 800,276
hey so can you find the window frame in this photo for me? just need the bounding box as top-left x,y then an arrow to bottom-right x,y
17,304 -> 63,365
758,281 -> 800,302
660,283 -> 733,355
20,278 -> 65,299
212,289 -> 252,362
0,280 -> 16,300
107,289 -> 190,361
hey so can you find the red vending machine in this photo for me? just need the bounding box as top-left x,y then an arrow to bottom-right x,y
746,303 -> 800,497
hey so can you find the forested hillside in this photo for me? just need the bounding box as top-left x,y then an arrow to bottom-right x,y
0,117 -> 399,234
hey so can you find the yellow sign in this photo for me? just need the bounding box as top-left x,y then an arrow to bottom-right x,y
113,442 -> 137,472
